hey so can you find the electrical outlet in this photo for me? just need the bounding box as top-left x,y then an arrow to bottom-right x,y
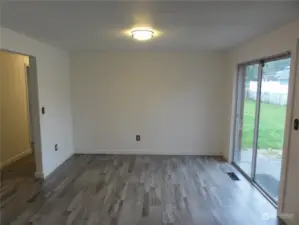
54,144 -> 58,151
136,135 -> 141,142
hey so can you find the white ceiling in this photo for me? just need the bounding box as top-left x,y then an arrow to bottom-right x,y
1,1 -> 299,52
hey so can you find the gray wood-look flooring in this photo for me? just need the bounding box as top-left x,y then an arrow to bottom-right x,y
1,154 -> 283,225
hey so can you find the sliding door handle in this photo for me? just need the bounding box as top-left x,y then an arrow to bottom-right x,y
294,118 -> 299,131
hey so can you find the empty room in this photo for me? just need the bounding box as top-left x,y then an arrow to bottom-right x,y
0,1 -> 299,225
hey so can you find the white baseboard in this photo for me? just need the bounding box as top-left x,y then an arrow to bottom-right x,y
279,213 -> 297,225
75,149 -> 222,156
41,152 -> 74,180
0,149 -> 32,170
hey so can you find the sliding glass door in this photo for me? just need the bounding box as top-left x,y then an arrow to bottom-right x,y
233,63 -> 259,176
233,54 -> 291,204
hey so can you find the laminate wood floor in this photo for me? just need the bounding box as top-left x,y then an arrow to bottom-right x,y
0,155 -> 284,225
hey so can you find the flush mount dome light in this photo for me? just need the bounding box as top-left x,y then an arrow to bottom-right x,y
131,29 -> 154,41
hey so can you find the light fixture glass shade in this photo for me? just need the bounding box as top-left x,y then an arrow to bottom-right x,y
131,29 -> 154,41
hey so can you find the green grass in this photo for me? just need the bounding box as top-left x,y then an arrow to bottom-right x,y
241,100 -> 286,149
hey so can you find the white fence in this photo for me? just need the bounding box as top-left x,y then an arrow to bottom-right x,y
246,81 -> 288,105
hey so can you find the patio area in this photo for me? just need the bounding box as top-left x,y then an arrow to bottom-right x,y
237,149 -> 282,201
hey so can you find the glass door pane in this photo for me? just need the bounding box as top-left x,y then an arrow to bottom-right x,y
233,63 -> 259,176
254,57 -> 291,202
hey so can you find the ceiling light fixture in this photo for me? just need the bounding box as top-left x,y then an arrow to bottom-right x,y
131,29 -> 154,41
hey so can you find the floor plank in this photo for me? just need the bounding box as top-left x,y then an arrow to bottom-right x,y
1,155 -> 284,225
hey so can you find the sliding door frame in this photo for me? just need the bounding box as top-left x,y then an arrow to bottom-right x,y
232,52 -> 291,207
251,62 -> 263,179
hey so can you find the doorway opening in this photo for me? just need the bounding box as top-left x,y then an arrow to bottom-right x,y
233,53 -> 291,205
0,50 -> 43,224
0,50 -> 37,181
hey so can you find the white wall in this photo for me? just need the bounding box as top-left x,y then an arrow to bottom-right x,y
71,52 -> 227,155
286,43 -> 299,221
0,27 -> 74,178
226,20 -> 299,215
0,52 -> 31,168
